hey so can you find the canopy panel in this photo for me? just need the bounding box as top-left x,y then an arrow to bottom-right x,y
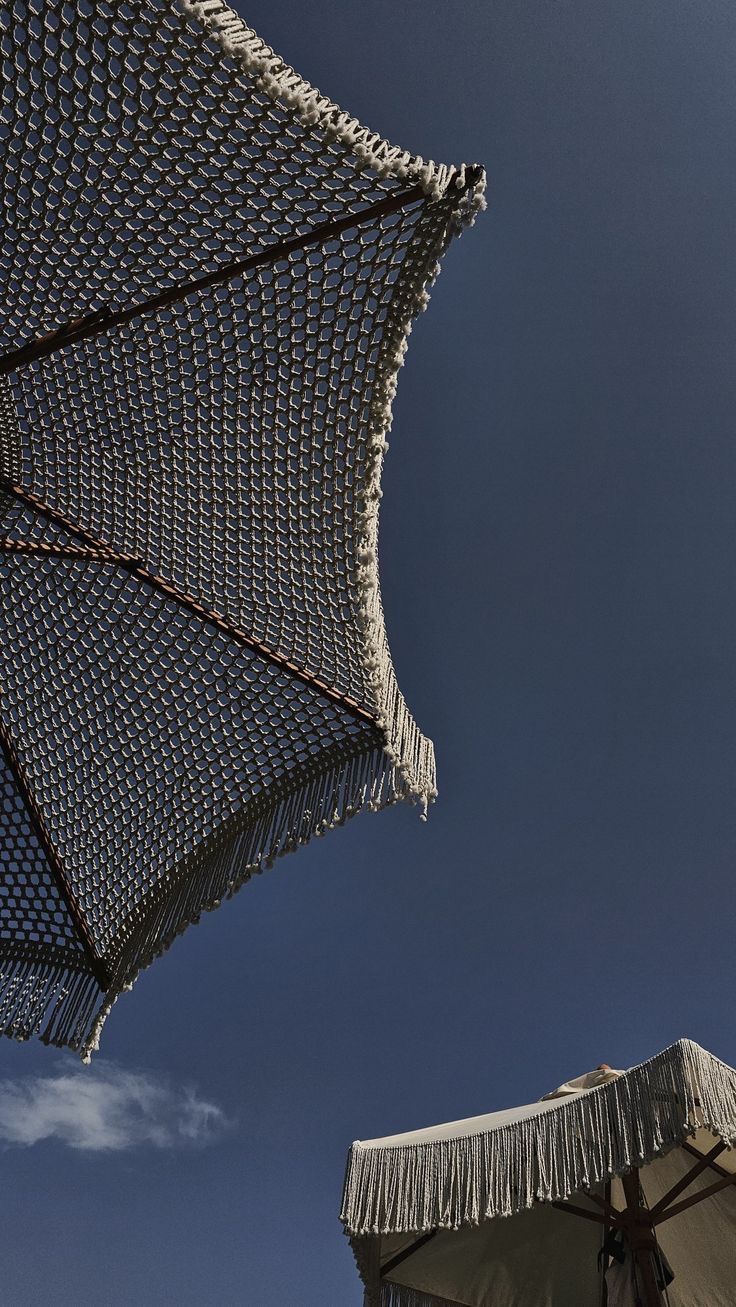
0,0 -> 485,1055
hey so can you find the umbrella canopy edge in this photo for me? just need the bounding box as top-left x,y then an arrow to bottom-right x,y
178,0 -> 487,207
341,1039 -> 736,1242
177,0 -> 486,819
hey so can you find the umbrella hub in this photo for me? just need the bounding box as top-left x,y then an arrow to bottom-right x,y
622,1212 -> 657,1251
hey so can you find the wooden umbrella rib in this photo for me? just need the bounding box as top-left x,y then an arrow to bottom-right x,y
648,1138 -> 726,1219
0,713 -> 108,989
0,177 -> 459,376
1,481 -> 377,728
0,538 -> 128,562
599,1180 -> 612,1307
652,1169 -> 736,1226
681,1138 -> 733,1180
380,1229 -> 439,1280
549,1200 -> 613,1227
588,1187 -> 622,1223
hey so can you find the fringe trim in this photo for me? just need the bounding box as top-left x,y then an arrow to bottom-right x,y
0,951 -> 101,1050
178,0 -> 486,815
77,737 -> 403,1061
341,1039 -> 736,1240
177,0 -> 485,203
353,189 -> 482,816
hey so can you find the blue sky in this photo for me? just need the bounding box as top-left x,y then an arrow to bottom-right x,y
3,1 -> 736,1303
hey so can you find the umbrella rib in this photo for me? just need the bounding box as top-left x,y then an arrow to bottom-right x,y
379,1229 -> 439,1280
1,480 -> 378,728
598,1180 -> 612,1307
588,1188 -> 623,1223
681,1138 -> 733,1180
0,712 -> 109,989
652,1169 -> 736,1225
0,176 -> 469,376
648,1138 -> 726,1219
0,538 -> 133,563
549,1200 -> 613,1227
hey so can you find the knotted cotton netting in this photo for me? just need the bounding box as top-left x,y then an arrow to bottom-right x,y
0,0 -> 485,1056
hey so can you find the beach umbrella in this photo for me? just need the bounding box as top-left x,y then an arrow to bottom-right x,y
0,0 -> 485,1057
341,1038 -> 736,1306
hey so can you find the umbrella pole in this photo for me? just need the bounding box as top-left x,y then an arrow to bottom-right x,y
599,1180 -> 611,1306
621,1170 -> 663,1307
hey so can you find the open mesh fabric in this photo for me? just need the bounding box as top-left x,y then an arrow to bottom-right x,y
0,0 -> 485,1056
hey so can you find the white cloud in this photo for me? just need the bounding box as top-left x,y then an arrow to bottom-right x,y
0,1063 -> 229,1152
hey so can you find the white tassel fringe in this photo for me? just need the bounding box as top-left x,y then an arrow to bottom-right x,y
342,1039 -> 736,1238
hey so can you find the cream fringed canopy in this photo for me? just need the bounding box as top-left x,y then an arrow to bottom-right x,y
342,1039 -> 736,1307
0,0 -> 485,1056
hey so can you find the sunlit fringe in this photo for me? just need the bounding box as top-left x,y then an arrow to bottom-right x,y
78,738 -> 403,1060
179,0 -> 474,200
0,739 -> 413,1058
343,1040 -> 736,1302
0,949 -> 101,1051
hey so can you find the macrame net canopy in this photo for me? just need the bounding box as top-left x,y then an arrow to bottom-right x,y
0,0 -> 485,1056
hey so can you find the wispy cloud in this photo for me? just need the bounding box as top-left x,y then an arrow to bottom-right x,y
0,1064 -> 229,1152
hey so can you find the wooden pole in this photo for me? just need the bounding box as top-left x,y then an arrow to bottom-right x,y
599,1180 -> 611,1307
621,1170 -> 662,1307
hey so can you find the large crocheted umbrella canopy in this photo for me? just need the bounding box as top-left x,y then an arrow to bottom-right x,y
0,0 -> 485,1057
341,1039 -> 736,1307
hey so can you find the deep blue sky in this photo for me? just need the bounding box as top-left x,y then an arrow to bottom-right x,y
4,1 -> 736,1303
